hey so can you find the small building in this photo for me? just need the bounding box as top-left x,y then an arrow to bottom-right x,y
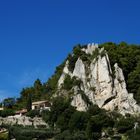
32,100 -> 50,110
0,107 -> 4,111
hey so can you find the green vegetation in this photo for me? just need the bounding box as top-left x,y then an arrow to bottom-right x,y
26,109 -> 40,118
41,97 -> 140,140
68,44 -> 91,72
46,61 -> 66,94
90,48 -> 99,60
1,94 -> 140,140
26,93 -> 32,112
62,75 -> 73,90
79,90 -> 92,106
0,109 -> 15,117
3,98 -> 16,109
8,125 -> 56,140
62,75 -> 82,90
1,42 -> 140,139
14,79 -> 47,110
0,132 -> 8,140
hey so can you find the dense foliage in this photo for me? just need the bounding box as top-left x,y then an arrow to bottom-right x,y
2,98 -> 140,140
8,125 -> 56,140
13,79 -> 50,110
0,109 -> 15,117
41,97 -> 140,140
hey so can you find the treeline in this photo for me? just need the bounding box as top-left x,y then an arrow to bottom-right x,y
0,79 -> 49,111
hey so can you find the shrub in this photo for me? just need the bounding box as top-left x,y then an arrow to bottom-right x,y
115,116 -> 135,133
0,109 -> 15,117
62,75 -> 82,90
69,111 -> 89,131
63,75 -> 73,90
54,130 -> 87,140
0,132 -> 8,140
26,109 -> 40,118
9,126 -> 55,140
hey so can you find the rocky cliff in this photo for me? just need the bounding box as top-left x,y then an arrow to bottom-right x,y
56,43 -> 140,115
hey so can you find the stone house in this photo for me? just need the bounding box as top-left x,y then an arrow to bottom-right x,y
32,100 -> 50,111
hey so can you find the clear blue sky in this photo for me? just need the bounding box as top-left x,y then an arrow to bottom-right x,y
0,0 -> 140,99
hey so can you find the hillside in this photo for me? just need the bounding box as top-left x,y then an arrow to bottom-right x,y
15,42 -> 140,115
45,42 -> 140,115
1,42 -> 140,140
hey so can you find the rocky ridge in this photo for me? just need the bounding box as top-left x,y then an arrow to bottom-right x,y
57,43 -> 140,115
0,116 -> 48,128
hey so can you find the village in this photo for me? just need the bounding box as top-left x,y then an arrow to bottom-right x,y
0,100 -> 50,135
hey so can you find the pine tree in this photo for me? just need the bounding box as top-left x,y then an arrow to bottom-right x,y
26,93 -> 32,112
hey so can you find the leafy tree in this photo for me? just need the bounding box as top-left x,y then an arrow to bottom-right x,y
46,61 -> 66,93
54,130 -> 87,140
69,111 -> 89,132
3,98 -> 16,109
128,64 -> 140,103
0,109 -> 15,117
26,93 -> 32,112
45,97 -> 73,128
26,109 -> 40,118
56,105 -> 75,131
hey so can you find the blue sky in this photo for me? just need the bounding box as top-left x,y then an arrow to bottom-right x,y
0,0 -> 140,99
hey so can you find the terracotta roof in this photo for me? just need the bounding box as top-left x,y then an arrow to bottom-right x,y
32,100 -> 49,105
16,109 -> 27,114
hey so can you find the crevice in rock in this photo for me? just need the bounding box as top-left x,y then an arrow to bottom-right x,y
102,95 -> 116,107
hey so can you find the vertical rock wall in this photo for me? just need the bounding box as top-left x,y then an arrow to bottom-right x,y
57,43 -> 140,115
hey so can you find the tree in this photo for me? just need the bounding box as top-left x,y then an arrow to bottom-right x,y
34,79 -> 43,100
50,97 -> 72,128
3,98 -> 16,109
69,111 -> 89,132
26,93 -> 32,112
56,106 -> 75,131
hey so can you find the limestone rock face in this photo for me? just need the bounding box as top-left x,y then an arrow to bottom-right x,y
81,43 -> 98,54
58,60 -> 72,87
90,53 -> 114,108
70,86 -> 87,111
73,58 -> 86,81
57,44 -> 140,115
0,116 -> 48,128
71,93 -> 88,111
103,63 -> 140,115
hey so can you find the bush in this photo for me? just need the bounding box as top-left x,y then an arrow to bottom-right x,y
9,126 -> 55,140
127,128 -> 140,140
0,132 -> 8,140
41,110 -> 50,123
26,109 -> 40,118
115,116 -> 135,133
69,111 -> 88,131
54,130 -> 87,140
0,109 -> 15,117
73,131 -> 87,140
62,75 -> 82,90
63,75 -> 73,90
